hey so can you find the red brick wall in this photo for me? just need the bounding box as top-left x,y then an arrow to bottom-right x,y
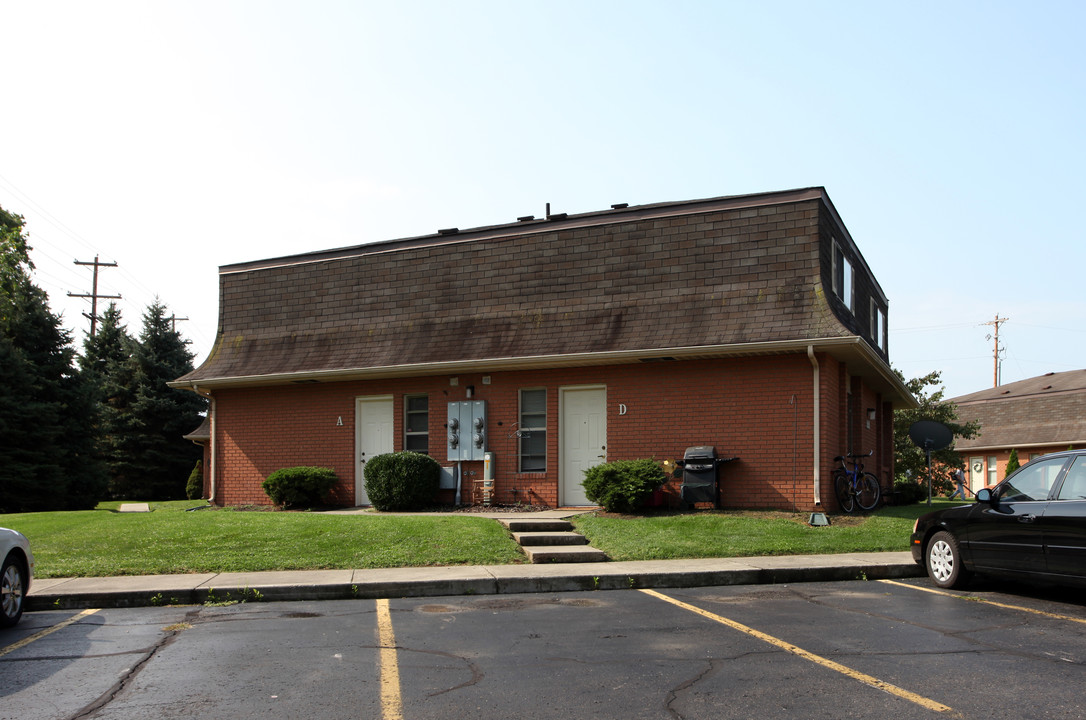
206,353 -> 894,512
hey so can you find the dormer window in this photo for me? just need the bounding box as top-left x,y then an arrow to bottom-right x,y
832,240 -> 854,313
870,300 -> 887,352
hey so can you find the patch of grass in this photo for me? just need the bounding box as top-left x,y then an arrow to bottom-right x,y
570,500 -> 958,561
5,502 -> 525,578
2,498 -> 960,577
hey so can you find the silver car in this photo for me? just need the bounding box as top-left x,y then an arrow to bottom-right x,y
1,527 -> 34,627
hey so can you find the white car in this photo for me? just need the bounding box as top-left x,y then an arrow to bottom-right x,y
1,527 -> 34,627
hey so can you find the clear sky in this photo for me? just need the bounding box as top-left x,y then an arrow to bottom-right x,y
2,1 -> 1083,400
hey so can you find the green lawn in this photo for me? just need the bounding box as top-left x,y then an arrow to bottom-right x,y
5,501 -> 525,578
572,500 -> 956,561
1,498 -> 959,578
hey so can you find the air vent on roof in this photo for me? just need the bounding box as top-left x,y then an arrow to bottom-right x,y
517,215 -> 535,222
549,213 -> 567,220
611,203 -> 629,209
1045,372 -> 1055,376
1044,385 -> 1053,390
438,228 -> 459,235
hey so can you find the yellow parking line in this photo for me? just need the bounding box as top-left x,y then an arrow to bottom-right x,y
0,608 -> 101,658
376,598 -> 403,720
879,579 -> 1086,625
640,589 -> 958,716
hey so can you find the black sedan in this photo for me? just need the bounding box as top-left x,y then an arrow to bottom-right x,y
911,449 -> 1086,589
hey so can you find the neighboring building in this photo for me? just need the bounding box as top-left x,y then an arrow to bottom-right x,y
183,416 -> 211,498
952,369 -> 1086,492
171,187 -> 916,512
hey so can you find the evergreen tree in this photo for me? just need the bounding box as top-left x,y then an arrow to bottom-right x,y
81,303 -> 138,495
80,303 -> 133,385
893,369 -> 981,495
0,334 -> 57,512
113,301 -> 206,499
0,206 -> 106,511
1005,448 -> 1020,478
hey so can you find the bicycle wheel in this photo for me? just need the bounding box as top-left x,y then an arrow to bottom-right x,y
834,471 -> 855,513
856,472 -> 881,511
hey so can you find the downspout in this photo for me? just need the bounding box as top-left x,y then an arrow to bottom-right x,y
192,385 -> 216,504
807,346 -> 821,506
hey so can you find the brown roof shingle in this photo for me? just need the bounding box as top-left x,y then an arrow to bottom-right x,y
177,188 -> 886,387
952,369 -> 1086,450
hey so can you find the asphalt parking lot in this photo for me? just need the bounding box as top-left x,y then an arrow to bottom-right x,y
4,578 -> 1086,720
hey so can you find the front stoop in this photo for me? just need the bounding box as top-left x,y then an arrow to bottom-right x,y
501,518 -> 577,533
521,545 -> 609,563
499,518 -> 609,564
512,531 -> 587,546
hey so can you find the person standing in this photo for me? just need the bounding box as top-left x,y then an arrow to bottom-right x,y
949,467 -> 970,500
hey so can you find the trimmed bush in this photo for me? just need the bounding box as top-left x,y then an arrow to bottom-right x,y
186,460 -> 204,500
364,452 -> 441,511
893,479 -> 927,505
582,459 -> 665,513
262,466 -> 338,509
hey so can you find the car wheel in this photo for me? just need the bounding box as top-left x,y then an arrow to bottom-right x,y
926,530 -> 968,589
1,552 -> 27,627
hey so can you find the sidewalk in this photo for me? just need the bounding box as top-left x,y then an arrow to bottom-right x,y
27,552 -> 924,611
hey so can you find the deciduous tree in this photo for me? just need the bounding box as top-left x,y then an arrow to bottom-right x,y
893,369 -> 980,495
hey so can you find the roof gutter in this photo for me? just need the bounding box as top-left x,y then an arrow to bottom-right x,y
955,440 -> 1086,454
171,336 -> 918,407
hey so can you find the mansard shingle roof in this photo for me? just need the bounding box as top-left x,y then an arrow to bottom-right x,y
175,187 -> 908,403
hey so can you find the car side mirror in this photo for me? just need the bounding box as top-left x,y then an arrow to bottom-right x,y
976,487 -> 993,504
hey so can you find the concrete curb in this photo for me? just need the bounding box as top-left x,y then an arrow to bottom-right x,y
27,552 -> 925,611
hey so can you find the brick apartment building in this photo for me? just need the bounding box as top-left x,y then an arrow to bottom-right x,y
172,187 -> 916,512
952,369 -> 1086,492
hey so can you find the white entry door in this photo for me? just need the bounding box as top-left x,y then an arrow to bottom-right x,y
560,386 -> 607,506
969,456 -> 984,493
356,396 -> 394,506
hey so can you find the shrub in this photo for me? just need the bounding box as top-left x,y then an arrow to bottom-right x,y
893,479 -> 927,505
262,466 -> 338,509
582,459 -> 665,513
186,460 -> 204,500
364,452 -> 441,511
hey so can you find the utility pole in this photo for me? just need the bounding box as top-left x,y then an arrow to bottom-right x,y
167,314 -> 192,344
983,314 -> 1008,387
68,255 -> 121,338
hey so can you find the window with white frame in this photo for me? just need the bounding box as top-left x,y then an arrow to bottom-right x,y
832,240 -> 854,313
404,395 -> 429,454
879,307 -> 887,351
987,456 -> 998,486
519,389 -> 547,472
870,300 -> 887,352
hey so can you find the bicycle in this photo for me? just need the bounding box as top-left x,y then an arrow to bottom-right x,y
833,451 -> 881,513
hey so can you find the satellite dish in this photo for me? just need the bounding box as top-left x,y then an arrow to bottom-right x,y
908,420 -> 952,452
908,420 -> 953,506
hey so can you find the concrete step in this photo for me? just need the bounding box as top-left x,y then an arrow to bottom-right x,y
499,518 -> 574,533
523,545 -> 609,564
513,531 -> 589,546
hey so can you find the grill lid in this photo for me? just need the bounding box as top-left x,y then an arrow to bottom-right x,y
683,446 -> 717,460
